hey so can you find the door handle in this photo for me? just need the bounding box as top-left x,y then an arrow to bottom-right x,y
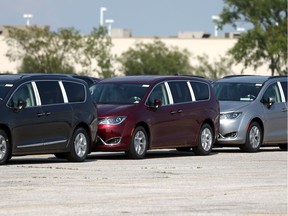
36,113 -> 45,117
177,109 -> 183,113
45,112 -> 51,116
281,108 -> 288,112
170,110 -> 177,114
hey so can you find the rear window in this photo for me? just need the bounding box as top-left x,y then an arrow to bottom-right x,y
190,81 -> 209,101
63,81 -> 86,103
37,81 -> 64,105
168,81 -> 192,104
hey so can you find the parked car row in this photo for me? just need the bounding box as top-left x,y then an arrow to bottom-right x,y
0,74 -> 287,164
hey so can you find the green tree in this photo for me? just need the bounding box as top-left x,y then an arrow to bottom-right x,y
80,26 -> 115,78
5,26 -> 82,74
218,0 -> 287,76
192,54 -> 234,80
118,39 -> 192,75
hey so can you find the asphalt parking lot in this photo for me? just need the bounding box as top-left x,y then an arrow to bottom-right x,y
0,147 -> 287,216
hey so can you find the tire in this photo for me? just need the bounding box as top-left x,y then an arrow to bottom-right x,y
193,123 -> 213,155
279,144 -> 287,150
126,126 -> 148,159
66,128 -> 89,162
0,129 -> 11,165
242,122 -> 262,152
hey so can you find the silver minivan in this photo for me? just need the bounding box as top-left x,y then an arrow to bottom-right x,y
213,75 -> 287,152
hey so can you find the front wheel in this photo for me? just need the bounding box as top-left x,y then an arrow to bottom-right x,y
0,130 -> 11,165
66,128 -> 90,162
126,126 -> 148,159
241,122 -> 262,152
193,123 -> 213,155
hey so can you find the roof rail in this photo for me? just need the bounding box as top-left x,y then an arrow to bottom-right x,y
268,75 -> 288,80
222,75 -> 256,79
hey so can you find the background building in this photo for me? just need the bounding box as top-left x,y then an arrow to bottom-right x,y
0,26 -> 270,76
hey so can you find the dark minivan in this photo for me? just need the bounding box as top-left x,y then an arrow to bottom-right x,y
0,74 -> 98,164
90,75 -> 219,159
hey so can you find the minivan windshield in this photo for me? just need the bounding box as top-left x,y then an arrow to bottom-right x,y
213,82 -> 263,102
90,83 -> 149,104
0,83 -> 13,101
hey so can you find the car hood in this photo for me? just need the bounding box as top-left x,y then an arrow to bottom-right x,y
219,101 -> 251,113
97,104 -> 138,117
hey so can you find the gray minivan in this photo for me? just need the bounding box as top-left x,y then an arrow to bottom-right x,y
213,75 -> 287,152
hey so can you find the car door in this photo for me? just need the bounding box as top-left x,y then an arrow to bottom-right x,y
9,82 -> 46,154
35,80 -> 73,151
261,81 -> 287,143
145,82 -> 179,148
149,81 -> 195,148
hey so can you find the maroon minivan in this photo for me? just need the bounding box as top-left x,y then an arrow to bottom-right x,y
90,75 -> 219,159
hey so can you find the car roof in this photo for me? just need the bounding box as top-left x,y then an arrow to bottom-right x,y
215,75 -> 278,84
98,75 -> 208,85
0,74 -> 89,86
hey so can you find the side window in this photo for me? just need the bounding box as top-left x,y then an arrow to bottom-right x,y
37,81 -> 64,105
63,81 -> 85,103
146,83 -> 169,106
9,82 -> 36,108
262,83 -> 281,103
280,81 -> 287,102
168,81 -> 191,104
190,81 -> 209,101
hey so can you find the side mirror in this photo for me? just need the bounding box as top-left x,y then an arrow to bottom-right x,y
147,99 -> 162,110
153,99 -> 162,109
14,99 -> 27,112
261,97 -> 275,109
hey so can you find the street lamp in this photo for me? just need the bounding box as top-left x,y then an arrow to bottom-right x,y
23,14 -> 33,26
212,15 -> 220,37
100,7 -> 107,26
105,19 -> 114,36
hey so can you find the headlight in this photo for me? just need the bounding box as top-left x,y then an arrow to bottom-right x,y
99,116 -> 126,125
220,112 -> 242,120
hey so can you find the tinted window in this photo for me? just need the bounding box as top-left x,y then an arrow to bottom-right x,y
63,81 -> 85,102
146,83 -> 169,106
91,83 -> 149,104
168,81 -> 191,103
213,83 -> 262,102
280,81 -> 287,102
262,83 -> 281,103
37,81 -> 64,105
9,82 -> 36,108
190,81 -> 209,101
0,83 -> 12,100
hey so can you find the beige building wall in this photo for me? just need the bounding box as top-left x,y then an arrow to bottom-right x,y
0,35 -> 270,76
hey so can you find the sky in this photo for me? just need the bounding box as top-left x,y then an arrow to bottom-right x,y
0,0 -> 236,36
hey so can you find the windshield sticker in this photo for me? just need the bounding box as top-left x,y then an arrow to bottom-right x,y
5,84 -> 13,87
255,84 -> 262,87
142,84 -> 149,87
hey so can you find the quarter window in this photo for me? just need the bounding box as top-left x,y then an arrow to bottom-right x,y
36,81 -> 64,105
9,82 -> 36,108
190,81 -> 209,101
63,81 -> 85,102
146,83 -> 169,106
262,83 -> 281,103
168,81 -> 191,104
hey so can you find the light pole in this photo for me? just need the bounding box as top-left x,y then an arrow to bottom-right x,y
212,15 -> 220,37
100,7 -> 107,26
23,14 -> 33,26
105,19 -> 114,36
